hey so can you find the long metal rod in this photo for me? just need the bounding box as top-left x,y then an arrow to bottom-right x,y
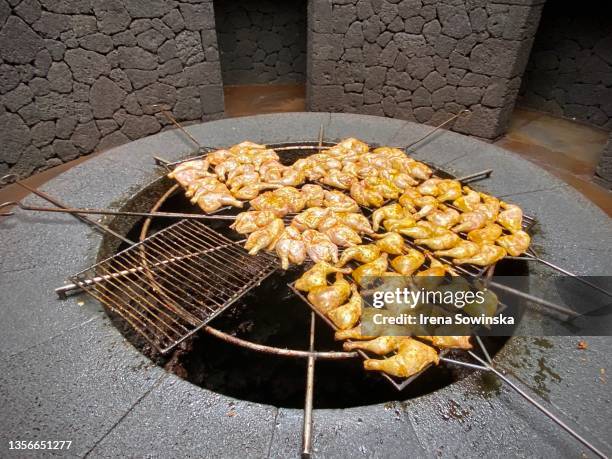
456,169 -> 493,183
1,174 -> 133,245
488,281 -> 579,317
302,312 -> 316,458
439,356 -> 489,371
404,110 -> 470,150
524,253 -> 612,298
468,351 -> 608,459
153,106 -> 215,152
0,201 -> 238,221
56,239 -> 244,298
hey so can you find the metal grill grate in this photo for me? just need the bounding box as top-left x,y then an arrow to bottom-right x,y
70,219 -> 278,353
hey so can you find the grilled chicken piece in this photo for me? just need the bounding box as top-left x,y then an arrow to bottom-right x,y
207,149 -> 234,166
334,325 -> 375,341
301,229 -> 339,264
226,164 -> 258,187
344,336 -> 409,355
337,244 -> 381,267
328,284 -> 363,330
214,158 -> 241,181
323,190 -> 360,213
415,229 -> 461,250
399,221 -> 438,239
244,218 -> 284,255
425,205 -> 460,228
291,207 -> 330,232
230,210 -> 277,234
352,253 -> 388,287
324,224 -> 362,247
383,215 -> 417,232
250,191 -> 292,217
350,180 -> 385,208
301,184 -> 325,207
404,160 -> 432,181
416,256 -> 454,278
453,244 -> 506,266
434,240 -> 479,259
373,232 -> 406,255
419,336 -> 472,350
186,176 -> 225,199
417,178 -> 442,196
413,195 -> 439,219
307,273 -> 352,314
363,338 -> 439,378
451,210 -> 488,233
364,177 -> 401,200
168,159 -> 213,186
453,186 -> 481,212
193,183 -> 244,213
319,170 -> 355,190
295,261 -> 351,292
467,223 -> 503,244
398,187 -> 421,213
436,180 -> 462,202
232,182 -> 280,200
267,168 -> 305,187
390,249 -> 426,275
259,160 -> 285,181
496,230 -> 531,256
334,212 -> 374,235
381,170 -> 419,189
476,193 -> 501,221
275,226 -> 307,269
371,203 -> 405,231
273,186 -> 307,213
497,201 -> 523,232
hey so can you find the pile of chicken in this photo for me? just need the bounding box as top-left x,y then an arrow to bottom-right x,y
168,138 -> 530,380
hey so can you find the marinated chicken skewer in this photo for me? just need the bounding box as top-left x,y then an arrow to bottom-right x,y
372,232 -> 407,255
390,249 -> 426,275
496,230 -> 531,256
327,284 -> 363,330
418,336 -> 472,350
301,229 -> 340,264
295,262 -> 351,292
275,226 -> 307,269
336,244 -> 381,267
497,201 -> 523,232
352,253 -> 388,287
363,338 -> 439,378
453,244 -> 507,266
307,273 -> 352,314
334,325 -> 375,341
230,210 -> 276,234
244,218 -> 284,255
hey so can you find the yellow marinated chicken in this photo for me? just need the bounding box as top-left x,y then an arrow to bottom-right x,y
496,230 -> 530,256
497,201 -> 523,232
244,218 -> 284,255
436,180 -> 462,202
417,178 -> 442,196
371,203 -> 406,231
295,262 -> 351,292
364,176 -> 401,200
352,253 -> 389,286
451,210 -> 488,233
319,170 -> 355,190
373,232 -> 406,255
337,244 -> 381,267
425,205 -> 460,228
273,186 -> 307,213
307,273 -> 352,314
344,336 -> 410,355
291,207 -> 330,231
390,249 -> 426,275
453,186 -> 481,212
250,191 -> 292,217
454,244 -> 507,266
301,229 -> 339,264
467,223 -> 503,244
323,223 -> 362,247
434,240 -> 479,259
382,215 -> 417,232
403,160 -> 432,181
415,229 -> 461,250
476,193 -> 501,221
194,190 -> 244,213
419,336 -> 472,350
363,338 -> 439,378
300,184 -> 325,207
327,284 -> 363,330
230,210 -> 277,234
350,180 -> 385,208
413,195 -> 439,219
334,325 -> 375,341
275,226 -> 307,269
232,182 -> 280,200
323,190 -> 360,212
398,221 -> 438,239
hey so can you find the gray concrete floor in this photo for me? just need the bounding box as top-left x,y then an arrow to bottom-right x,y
1,86 -> 610,217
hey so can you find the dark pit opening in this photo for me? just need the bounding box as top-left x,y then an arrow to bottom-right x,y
100,145 -> 529,409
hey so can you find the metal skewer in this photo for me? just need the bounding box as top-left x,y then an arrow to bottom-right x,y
0,201 -> 238,221
404,110 -> 470,150
302,311 -> 316,459
1,174 -> 133,245
455,169 -> 493,184
152,105 -> 216,153
488,281 -> 579,317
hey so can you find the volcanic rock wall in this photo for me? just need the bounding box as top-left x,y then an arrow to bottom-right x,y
214,0 -> 307,85
306,0 -> 546,140
595,133 -> 612,188
0,0 -> 224,179
519,1 -> 612,129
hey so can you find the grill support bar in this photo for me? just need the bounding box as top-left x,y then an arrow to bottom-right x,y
302,311 -> 316,458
